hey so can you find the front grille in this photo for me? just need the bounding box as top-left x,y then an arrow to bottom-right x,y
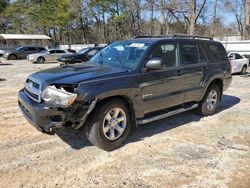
27,79 -> 40,89
24,88 -> 39,101
24,76 -> 43,102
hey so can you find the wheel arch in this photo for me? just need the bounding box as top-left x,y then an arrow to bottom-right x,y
206,78 -> 223,101
37,56 -> 45,62
97,95 -> 136,123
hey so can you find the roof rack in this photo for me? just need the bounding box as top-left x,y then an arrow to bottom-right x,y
172,34 -> 213,40
134,34 -> 213,40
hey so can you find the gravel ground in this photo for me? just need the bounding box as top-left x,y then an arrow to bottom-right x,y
0,58 -> 249,188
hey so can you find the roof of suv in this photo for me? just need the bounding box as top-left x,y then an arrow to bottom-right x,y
123,35 -> 217,44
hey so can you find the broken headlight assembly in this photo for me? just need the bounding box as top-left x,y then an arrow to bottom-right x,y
41,85 -> 77,107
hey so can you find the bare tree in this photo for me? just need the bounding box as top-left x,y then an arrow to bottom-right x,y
225,0 -> 247,39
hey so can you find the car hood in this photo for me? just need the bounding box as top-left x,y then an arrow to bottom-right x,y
31,62 -> 126,85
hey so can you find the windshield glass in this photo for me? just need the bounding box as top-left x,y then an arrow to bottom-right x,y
91,41 -> 151,70
40,50 -> 48,53
77,48 -> 89,54
15,47 -> 23,51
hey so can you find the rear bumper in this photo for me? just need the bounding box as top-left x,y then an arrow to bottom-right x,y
18,89 -> 67,133
223,75 -> 232,91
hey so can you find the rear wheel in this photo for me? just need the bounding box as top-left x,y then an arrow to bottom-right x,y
241,65 -> 247,74
197,84 -> 221,116
85,99 -> 132,151
37,57 -> 45,64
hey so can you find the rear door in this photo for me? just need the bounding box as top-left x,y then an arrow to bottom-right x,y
179,41 -> 208,102
140,41 -> 185,114
54,50 -> 66,61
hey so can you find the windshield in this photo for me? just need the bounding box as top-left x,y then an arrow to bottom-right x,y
40,50 -> 48,53
91,41 -> 151,70
15,47 -> 23,51
77,48 -> 90,54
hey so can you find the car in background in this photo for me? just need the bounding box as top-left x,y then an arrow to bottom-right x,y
57,47 -> 103,65
228,52 -> 249,74
3,46 -> 46,60
27,49 -> 71,64
0,49 -> 4,57
242,54 -> 250,65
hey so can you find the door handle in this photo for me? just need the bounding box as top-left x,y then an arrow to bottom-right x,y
176,70 -> 181,76
203,66 -> 208,71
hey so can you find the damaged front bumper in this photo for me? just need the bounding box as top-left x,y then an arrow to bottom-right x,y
18,89 -> 96,134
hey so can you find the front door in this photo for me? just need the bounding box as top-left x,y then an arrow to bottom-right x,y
140,42 -> 185,115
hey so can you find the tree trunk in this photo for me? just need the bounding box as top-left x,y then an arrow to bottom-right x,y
211,0 -> 218,38
189,0 -> 196,35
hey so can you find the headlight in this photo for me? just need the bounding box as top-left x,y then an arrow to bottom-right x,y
41,85 -> 77,107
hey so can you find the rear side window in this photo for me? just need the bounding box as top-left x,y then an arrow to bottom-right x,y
203,43 -> 228,62
37,47 -> 46,51
235,53 -> 243,59
180,43 -> 199,65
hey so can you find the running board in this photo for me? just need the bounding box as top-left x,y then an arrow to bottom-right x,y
137,104 -> 198,124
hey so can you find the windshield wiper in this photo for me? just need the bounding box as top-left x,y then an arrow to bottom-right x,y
99,51 -> 104,64
115,54 -> 127,71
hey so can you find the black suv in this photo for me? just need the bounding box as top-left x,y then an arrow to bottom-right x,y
3,46 -> 46,60
57,47 -> 103,65
18,35 -> 232,151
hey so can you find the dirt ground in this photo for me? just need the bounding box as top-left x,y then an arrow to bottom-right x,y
0,58 -> 249,188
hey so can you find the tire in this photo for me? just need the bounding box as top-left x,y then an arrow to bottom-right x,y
197,84 -> 221,116
85,99 -> 132,151
8,54 -> 17,60
241,65 -> 247,75
37,57 -> 45,64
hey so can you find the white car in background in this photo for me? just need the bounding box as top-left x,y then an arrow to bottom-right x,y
228,52 -> 249,74
27,49 -> 71,64
0,49 -> 4,57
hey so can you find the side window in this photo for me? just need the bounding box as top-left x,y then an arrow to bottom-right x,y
205,43 -> 228,62
180,43 -> 199,65
27,47 -> 37,51
150,43 -> 178,67
87,49 -> 98,56
56,50 -> 66,53
235,53 -> 243,59
49,50 -> 56,54
21,47 -> 29,51
197,43 -> 208,63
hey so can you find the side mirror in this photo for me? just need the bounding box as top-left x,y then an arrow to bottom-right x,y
145,58 -> 163,70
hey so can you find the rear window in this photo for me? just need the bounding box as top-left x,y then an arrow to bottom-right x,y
202,42 -> 228,63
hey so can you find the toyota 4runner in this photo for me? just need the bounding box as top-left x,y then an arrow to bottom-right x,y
18,35 -> 232,151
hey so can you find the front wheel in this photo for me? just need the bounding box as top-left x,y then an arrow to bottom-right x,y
197,85 -> 221,116
85,99 -> 132,151
37,57 -> 45,64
